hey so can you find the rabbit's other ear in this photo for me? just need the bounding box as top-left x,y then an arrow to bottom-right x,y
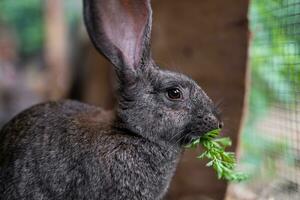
83,0 -> 152,81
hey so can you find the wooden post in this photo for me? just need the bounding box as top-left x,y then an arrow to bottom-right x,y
44,0 -> 69,100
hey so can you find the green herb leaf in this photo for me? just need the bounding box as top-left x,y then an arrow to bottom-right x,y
185,129 -> 248,182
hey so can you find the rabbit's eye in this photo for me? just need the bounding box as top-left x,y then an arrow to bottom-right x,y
167,88 -> 182,100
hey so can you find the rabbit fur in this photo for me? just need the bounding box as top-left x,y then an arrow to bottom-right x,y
0,0 -> 222,199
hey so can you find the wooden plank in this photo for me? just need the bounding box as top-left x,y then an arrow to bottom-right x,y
150,0 -> 249,199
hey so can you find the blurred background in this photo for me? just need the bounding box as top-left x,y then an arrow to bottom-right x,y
228,0 -> 300,200
0,0 -> 299,200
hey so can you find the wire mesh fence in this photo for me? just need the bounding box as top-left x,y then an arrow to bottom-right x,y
229,0 -> 300,199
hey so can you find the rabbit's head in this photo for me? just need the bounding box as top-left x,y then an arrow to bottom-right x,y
84,0 -> 223,145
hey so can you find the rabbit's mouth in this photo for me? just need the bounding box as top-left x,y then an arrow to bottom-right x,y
180,113 -> 223,145
180,122 -> 222,146
181,134 -> 199,145
179,128 -> 206,145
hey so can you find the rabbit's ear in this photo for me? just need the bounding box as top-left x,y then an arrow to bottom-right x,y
83,0 -> 152,79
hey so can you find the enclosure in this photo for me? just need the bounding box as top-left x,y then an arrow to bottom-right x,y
228,0 -> 300,199
0,0 -> 299,199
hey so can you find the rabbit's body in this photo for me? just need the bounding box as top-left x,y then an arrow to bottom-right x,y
0,100 -> 180,200
0,0 -> 223,199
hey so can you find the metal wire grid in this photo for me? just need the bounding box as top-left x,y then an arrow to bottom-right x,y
245,0 -> 300,196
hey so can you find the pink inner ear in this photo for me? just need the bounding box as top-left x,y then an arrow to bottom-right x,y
101,0 -> 148,68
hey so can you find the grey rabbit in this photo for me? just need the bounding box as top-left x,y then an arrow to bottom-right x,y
0,0 -> 223,199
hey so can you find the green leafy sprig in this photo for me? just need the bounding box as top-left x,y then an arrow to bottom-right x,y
185,129 -> 248,182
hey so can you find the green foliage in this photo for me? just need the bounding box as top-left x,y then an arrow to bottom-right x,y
240,127 -> 288,179
249,0 -> 300,105
0,0 -> 44,57
240,0 -> 300,181
0,0 -> 82,58
185,129 -> 248,182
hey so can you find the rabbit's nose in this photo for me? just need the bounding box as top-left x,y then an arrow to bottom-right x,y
202,113 -> 222,130
203,113 -> 217,124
